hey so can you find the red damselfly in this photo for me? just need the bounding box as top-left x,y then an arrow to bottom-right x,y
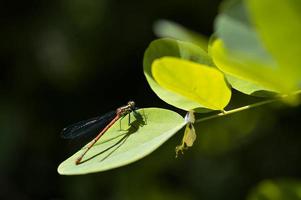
61,101 -> 142,165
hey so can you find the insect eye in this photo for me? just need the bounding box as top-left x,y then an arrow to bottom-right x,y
128,101 -> 135,108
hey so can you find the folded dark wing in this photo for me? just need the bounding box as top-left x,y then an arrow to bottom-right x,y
61,111 -> 116,139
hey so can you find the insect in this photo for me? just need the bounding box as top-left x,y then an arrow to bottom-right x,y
61,101 -> 142,164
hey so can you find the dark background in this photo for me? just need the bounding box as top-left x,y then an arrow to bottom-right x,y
1,0 -> 301,199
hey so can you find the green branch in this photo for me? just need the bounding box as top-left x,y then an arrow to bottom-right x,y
195,90 -> 301,123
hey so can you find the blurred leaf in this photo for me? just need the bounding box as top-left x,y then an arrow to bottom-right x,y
213,0 -> 301,95
144,38 -> 215,112
213,0 -> 283,96
154,19 -> 208,51
215,0 -> 274,64
58,108 -> 185,175
152,57 -> 231,110
246,0 -> 301,84
247,179 -> 301,200
226,74 -> 277,97
211,39 -> 297,94
36,29 -> 96,90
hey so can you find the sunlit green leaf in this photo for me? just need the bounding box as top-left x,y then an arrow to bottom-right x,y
225,74 -> 277,97
213,0 -> 301,95
213,0 -> 281,96
215,3 -> 274,64
246,0 -> 301,84
58,108 -> 185,175
144,38 -> 216,112
152,57 -> 231,110
154,19 -> 208,51
211,39 -> 297,94
247,179 -> 301,200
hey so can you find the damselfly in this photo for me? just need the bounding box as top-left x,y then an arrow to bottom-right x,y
61,101 -> 142,165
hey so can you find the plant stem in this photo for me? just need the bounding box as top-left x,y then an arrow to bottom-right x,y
195,90 -> 301,124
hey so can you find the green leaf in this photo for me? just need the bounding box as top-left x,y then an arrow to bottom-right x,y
58,108 -> 185,175
247,179 -> 301,200
225,74 -> 277,97
213,0 -> 300,95
213,0 -> 281,95
152,57 -> 231,111
246,0 -> 301,84
211,39 -> 297,94
215,3 -> 274,64
154,19 -> 208,51
143,38 -> 216,112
